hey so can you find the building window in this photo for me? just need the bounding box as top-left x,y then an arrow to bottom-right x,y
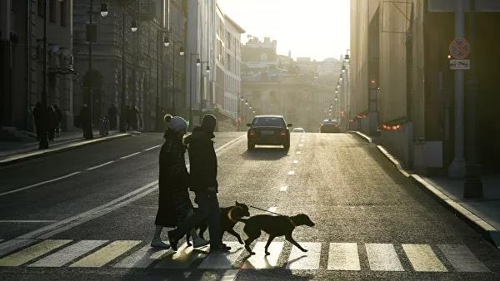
38,0 -> 45,18
49,0 -> 57,23
60,0 -> 67,27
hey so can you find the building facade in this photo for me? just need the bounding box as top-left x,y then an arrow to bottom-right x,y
1,0 -> 74,137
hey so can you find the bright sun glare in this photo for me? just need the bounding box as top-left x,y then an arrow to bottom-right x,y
217,0 -> 350,61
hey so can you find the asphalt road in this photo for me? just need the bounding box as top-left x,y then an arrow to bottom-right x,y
0,132 -> 499,281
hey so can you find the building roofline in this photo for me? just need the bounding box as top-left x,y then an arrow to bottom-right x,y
224,14 -> 246,33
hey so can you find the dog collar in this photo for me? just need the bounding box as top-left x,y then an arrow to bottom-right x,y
288,217 -> 297,227
227,205 -> 243,223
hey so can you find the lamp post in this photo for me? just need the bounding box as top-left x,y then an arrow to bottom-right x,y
165,36 -> 184,116
199,61 -> 210,124
155,28 -> 168,131
118,7 -> 138,132
188,54 -> 200,128
39,0 -> 49,149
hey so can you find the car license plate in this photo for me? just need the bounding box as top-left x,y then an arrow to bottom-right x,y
261,130 -> 274,135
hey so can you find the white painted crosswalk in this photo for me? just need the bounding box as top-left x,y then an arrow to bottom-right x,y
0,239 -> 491,274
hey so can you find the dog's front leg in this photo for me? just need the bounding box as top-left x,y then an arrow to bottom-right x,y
226,229 -> 244,244
264,236 -> 276,256
285,234 -> 307,252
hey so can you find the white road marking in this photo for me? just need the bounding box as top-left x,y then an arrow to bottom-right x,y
220,269 -> 239,281
241,242 -> 283,269
0,220 -> 57,223
438,244 -> 489,272
288,170 -> 295,175
144,145 -> 161,152
293,160 -> 299,164
327,243 -> 360,271
286,242 -> 321,270
296,151 -> 301,155
403,244 -> 447,272
365,243 -> 404,271
0,172 -> 81,197
29,240 -> 108,267
119,152 -> 141,160
87,161 -> 114,171
70,240 -> 141,267
280,186 -> 288,192
199,242 -> 244,269
114,244 -> 171,268
268,207 -> 277,213
155,242 -> 207,269
298,144 -> 304,147
0,240 -> 72,267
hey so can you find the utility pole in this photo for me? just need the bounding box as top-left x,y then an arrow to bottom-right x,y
39,0 -> 49,149
85,0 -> 94,139
448,0 -> 466,178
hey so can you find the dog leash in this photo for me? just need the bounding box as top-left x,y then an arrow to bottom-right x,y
248,205 -> 297,227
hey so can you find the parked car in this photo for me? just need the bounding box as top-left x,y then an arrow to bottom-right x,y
292,127 -> 305,133
320,119 -> 340,133
247,115 -> 292,150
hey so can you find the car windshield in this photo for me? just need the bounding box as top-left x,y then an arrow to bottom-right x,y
253,117 -> 286,127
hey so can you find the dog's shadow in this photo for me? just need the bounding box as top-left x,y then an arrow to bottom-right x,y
239,254 -> 314,280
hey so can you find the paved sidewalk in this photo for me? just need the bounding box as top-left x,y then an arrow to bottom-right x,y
354,131 -> 500,249
0,130 -> 132,166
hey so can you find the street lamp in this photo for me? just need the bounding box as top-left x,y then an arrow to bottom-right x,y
100,3 -> 108,17
118,6 -> 139,132
38,0 -> 49,149
162,35 -> 183,118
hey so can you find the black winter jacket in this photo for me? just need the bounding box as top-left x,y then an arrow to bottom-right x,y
184,126 -> 218,193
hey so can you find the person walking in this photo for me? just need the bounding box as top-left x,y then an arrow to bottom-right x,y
107,104 -> 118,130
151,116 -> 208,249
168,114 -> 230,252
79,104 -> 92,138
46,105 -> 58,142
33,102 -> 43,140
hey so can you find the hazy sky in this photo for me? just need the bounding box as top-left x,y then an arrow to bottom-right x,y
217,0 -> 350,62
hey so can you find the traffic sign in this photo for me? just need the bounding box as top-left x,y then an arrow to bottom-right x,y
450,59 -> 470,70
449,37 -> 470,59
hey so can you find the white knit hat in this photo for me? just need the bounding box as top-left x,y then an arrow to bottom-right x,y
169,116 -> 188,132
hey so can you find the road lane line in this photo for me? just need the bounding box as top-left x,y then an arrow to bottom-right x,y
70,240 -> 141,267
286,242 -> 321,270
199,242 -> 244,269
280,186 -> 288,192
288,170 -> 295,175
327,243 -> 361,271
119,152 -> 141,160
220,269 -> 239,281
0,220 -> 57,223
114,244 -> 171,268
241,242 -> 283,269
365,243 -> 404,271
29,240 -> 108,267
293,160 -> 299,164
403,244 -> 447,272
0,172 -> 82,197
296,151 -> 301,155
87,161 -> 114,171
0,239 -> 72,267
438,244 -> 489,272
155,242 -> 207,269
144,145 -> 161,152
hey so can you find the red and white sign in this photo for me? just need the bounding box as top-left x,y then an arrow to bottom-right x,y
449,37 -> 470,59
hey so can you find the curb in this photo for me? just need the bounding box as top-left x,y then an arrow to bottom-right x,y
0,133 -> 132,167
353,130 -> 500,249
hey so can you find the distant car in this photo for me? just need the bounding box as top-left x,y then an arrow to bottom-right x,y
247,115 -> 292,150
292,127 -> 305,133
320,119 -> 340,133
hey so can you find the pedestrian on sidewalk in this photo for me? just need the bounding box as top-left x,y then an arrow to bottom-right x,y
53,104 -> 63,137
33,102 -> 43,140
151,116 -> 208,249
168,114 -> 230,253
46,105 -> 58,142
107,104 -> 118,130
79,104 -> 92,138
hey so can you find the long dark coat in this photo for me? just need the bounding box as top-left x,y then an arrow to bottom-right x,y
155,129 -> 192,227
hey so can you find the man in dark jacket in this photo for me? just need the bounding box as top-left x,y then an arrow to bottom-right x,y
168,114 -> 230,252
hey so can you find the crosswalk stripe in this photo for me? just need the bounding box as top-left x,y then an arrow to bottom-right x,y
241,242 -> 283,269
29,240 -> 108,267
327,243 -> 360,271
69,240 -> 141,268
402,244 -> 447,272
438,244 -> 490,272
0,239 -> 72,267
155,242 -> 207,269
286,242 -> 321,270
365,243 -> 404,271
114,244 -> 171,268
199,242 -> 245,269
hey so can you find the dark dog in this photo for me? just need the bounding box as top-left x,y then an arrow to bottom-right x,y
241,213 -> 315,255
186,201 -> 250,246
